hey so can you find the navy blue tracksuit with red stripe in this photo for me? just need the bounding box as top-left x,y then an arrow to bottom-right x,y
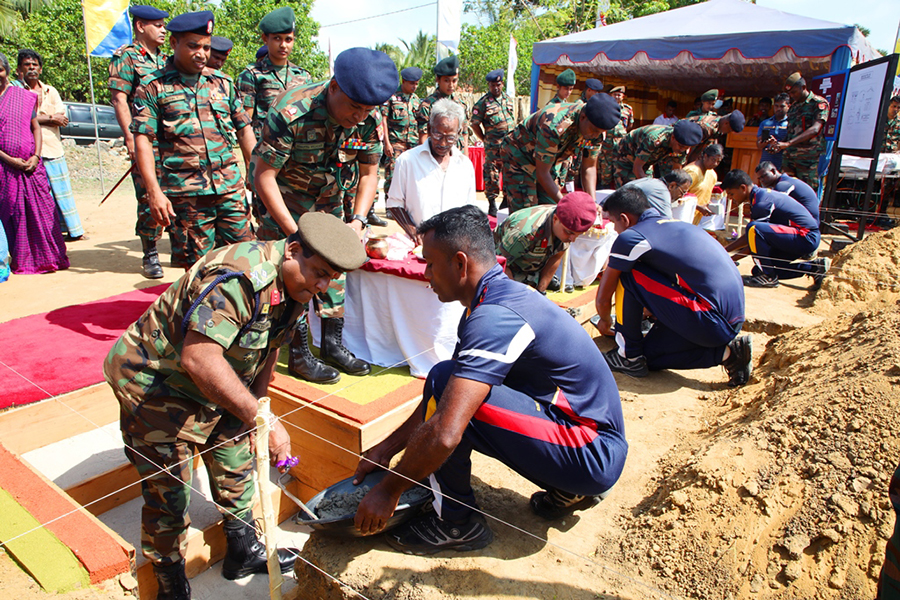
772,174 -> 819,224
608,209 -> 745,370
425,263 -> 627,523
746,185 -> 820,279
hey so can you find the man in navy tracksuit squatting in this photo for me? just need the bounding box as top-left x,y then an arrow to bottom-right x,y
593,186 -> 752,386
755,161 -> 820,225
722,169 -> 829,289
352,205 -> 628,554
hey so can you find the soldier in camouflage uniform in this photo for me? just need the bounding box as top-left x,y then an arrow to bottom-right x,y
547,69 -> 576,187
382,67 -> 421,195
471,68 -> 515,216
769,72 -> 829,192
236,8 -> 310,140
597,85 -> 634,189
569,78 -> 603,190
250,47 -> 397,383
495,191 -> 597,293
611,121 -> 702,187
416,54 -> 468,152
501,93 -> 621,214
685,88 -> 718,119
881,95 -> 900,154
207,36 -> 233,70
104,211 -> 365,600
131,12 -> 256,271
108,5 -> 168,279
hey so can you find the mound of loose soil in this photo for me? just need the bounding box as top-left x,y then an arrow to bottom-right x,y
814,230 -> 900,313
615,302 -> 900,599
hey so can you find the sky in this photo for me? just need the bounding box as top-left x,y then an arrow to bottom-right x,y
310,0 -> 899,58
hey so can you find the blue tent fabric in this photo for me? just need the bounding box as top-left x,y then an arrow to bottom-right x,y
533,0 -> 877,65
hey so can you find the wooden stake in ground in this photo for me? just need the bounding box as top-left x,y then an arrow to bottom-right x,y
254,397 -> 284,600
560,246 -> 570,293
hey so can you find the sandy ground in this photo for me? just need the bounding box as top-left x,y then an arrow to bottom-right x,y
2,145 -> 893,600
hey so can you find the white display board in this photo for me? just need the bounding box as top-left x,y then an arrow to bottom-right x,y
837,60 -> 891,154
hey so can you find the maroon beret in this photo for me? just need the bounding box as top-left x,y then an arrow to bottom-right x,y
555,191 -> 597,233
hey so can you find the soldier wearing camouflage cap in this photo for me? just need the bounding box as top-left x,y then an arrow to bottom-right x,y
471,68 -> 515,216
768,72 -> 829,192
415,54 -> 469,152
250,47 -> 397,384
108,4 -> 169,279
686,88 -> 718,118
131,10 -> 256,276
104,212 -> 365,599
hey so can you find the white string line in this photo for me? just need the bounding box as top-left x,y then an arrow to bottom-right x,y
319,2 -> 436,29
0,359 -> 374,600
733,253 -> 900,286
277,405 -> 682,600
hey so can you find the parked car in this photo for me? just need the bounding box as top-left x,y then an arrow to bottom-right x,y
59,102 -> 124,143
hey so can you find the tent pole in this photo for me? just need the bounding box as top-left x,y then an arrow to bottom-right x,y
80,2 -> 106,195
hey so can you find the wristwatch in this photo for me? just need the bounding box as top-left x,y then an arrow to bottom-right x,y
350,214 -> 368,228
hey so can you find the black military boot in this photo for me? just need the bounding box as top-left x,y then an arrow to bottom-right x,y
487,198 -> 498,218
153,559 -> 191,600
320,317 -> 371,375
141,238 -> 164,279
221,519 -> 298,580
288,320 -> 340,384
367,207 -> 388,227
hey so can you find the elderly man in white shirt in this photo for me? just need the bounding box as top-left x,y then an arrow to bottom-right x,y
386,98 -> 476,242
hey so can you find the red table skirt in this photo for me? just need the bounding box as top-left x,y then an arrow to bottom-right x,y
467,146 -> 502,193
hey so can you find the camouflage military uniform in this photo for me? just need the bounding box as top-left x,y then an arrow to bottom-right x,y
252,80 -> 381,317
132,58 -> 254,268
495,204 -> 566,286
108,42 -> 167,243
783,91 -> 828,191
236,55 -> 310,139
882,115 -> 900,154
611,124 -> 687,187
597,103 -> 634,188
415,90 -> 468,151
103,240 -> 302,564
381,88 -> 420,194
502,103 -> 602,213
471,91 -> 515,203
545,96 -> 572,185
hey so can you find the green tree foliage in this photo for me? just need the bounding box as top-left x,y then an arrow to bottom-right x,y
377,31 -> 436,90
0,0 -> 326,103
0,0 -> 51,40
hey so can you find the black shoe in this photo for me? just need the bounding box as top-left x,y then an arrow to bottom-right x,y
367,208 -> 388,227
546,276 -> 561,292
141,239 -> 164,279
487,198 -> 498,218
603,348 -> 648,378
221,519 -> 297,580
321,317 -> 371,375
722,334 -> 752,387
564,283 -> 574,293
288,321 -> 340,384
744,272 -> 779,288
154,559 -> 191,600
810,257 -> 831,291
386,512 -> 493,555
530,489 -> 600,520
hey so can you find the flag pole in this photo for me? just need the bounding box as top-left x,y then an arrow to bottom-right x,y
80,0 -> 106,194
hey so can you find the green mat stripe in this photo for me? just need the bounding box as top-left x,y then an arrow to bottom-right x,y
0,487 -> 91,593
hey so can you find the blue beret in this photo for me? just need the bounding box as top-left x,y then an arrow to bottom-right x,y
259,7 -> 294,34
556,68 -> 576,87
210,36 -> 232,53
166,11 -> 214,35
672,120 -> 703,146
256,45 -> 268,60
485,69 -> 503,82
130,5 -> 168,20
727,110 -> 745,133
334,48 -> 398,106
584,93 -> 620,130
585,78 -> 603,91
433,55 -> 458,77
400,67 -> 422,82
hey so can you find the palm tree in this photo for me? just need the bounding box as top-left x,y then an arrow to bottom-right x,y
0,0 -> 52,39
398,31 -> 434,69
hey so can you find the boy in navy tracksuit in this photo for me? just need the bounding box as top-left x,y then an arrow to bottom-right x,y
594,186 -> 752,385
723,169 -> 829,288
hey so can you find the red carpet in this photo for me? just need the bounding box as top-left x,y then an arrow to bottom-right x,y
0,284 -> 168,409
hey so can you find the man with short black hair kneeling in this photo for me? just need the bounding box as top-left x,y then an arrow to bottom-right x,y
352,205 -> 628,554
594,187 -> 752,386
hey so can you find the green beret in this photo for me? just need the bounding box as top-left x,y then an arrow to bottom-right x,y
556,68 -> 576,87
434,54 -> 459,77
700,89 -> 719,102
259,7 -> 295,34
784,72 -> 803,89
296,212 -> 366,272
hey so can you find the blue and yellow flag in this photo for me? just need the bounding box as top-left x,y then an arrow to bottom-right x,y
83,0 -> 132,58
